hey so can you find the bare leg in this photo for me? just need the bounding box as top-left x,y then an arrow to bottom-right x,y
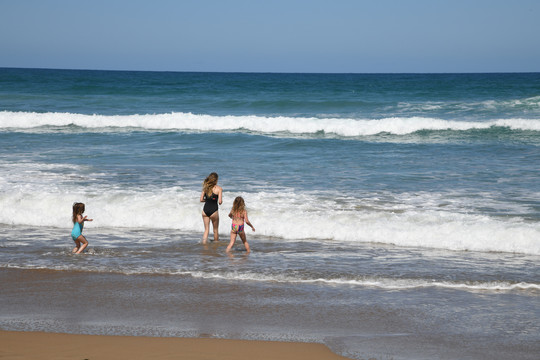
226,231 -> 237,252
210,211 -> 220,242
202,212 -> 211,243
75,235 -> 88,254
72,240 -> 80,253
239,231 -> 250,253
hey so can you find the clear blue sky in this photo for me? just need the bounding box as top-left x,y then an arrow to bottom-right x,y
1,0 -> 539,73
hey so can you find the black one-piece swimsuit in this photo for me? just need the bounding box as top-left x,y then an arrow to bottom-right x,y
203,192 -> 219,217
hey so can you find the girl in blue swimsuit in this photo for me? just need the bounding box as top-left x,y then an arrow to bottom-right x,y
199,172 -> 223,243
71,202 -> 93,254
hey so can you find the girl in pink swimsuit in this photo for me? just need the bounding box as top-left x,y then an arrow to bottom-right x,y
226,196 -> 255,253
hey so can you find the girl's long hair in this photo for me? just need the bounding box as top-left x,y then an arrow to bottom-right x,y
72,202 -> 85,223
231,196 -> 246,217
202,172 -> 218,196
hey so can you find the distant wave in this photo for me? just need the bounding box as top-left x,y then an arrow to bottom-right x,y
397,95 -> 540,113
1,111 -> 539,136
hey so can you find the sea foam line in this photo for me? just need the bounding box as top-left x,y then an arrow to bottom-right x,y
185,271 -> 540,292
2,264 -> 537,293
1,111 -> 539,136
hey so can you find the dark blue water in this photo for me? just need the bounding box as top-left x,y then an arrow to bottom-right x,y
1,68 -> 539,359
2,68 -> 540,118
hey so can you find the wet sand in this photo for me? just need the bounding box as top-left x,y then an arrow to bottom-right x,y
2,267 -> 538,360
0,331 -> 350,360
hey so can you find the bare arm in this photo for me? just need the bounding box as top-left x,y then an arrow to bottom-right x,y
200,190 -> 206,203
81,215 -> 93,222
76,215 -> 92,228
217,186 -> 223,205
244,211 -> 255,232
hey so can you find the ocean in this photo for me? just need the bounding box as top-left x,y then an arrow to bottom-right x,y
0,68 -> 539,359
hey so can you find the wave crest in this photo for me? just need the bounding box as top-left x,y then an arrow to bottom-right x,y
1,111 -> 539,136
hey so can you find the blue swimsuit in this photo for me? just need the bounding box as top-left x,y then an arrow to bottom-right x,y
71,222 -> 83,241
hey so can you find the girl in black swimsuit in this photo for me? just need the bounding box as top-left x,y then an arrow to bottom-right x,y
200,172 -> 223,243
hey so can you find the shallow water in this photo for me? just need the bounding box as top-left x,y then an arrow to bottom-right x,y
1,225 -> 539,359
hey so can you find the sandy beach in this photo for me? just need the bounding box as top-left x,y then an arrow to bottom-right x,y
0,331 -> 350,360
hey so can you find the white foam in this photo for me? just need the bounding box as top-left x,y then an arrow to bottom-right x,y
184,271 -> 540,292
0,184 -> 538,255
1,111 -> 539,136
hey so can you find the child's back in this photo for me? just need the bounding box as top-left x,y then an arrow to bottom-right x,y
227,197 -> 255,253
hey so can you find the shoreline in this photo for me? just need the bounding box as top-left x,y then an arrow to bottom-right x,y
2,261 -> 538,359
0,330 -> 351,360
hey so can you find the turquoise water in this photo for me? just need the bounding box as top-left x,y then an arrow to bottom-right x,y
1,68 -> 539,359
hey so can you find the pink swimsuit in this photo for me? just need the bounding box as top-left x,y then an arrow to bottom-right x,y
231,223 -> 245,233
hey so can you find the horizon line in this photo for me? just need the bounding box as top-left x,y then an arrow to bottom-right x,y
1,66 -> 539,76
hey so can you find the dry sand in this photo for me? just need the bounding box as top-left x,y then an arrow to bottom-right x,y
0,331 -> 351,360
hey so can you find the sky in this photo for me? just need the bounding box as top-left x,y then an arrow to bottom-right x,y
1,0 -> 539,73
